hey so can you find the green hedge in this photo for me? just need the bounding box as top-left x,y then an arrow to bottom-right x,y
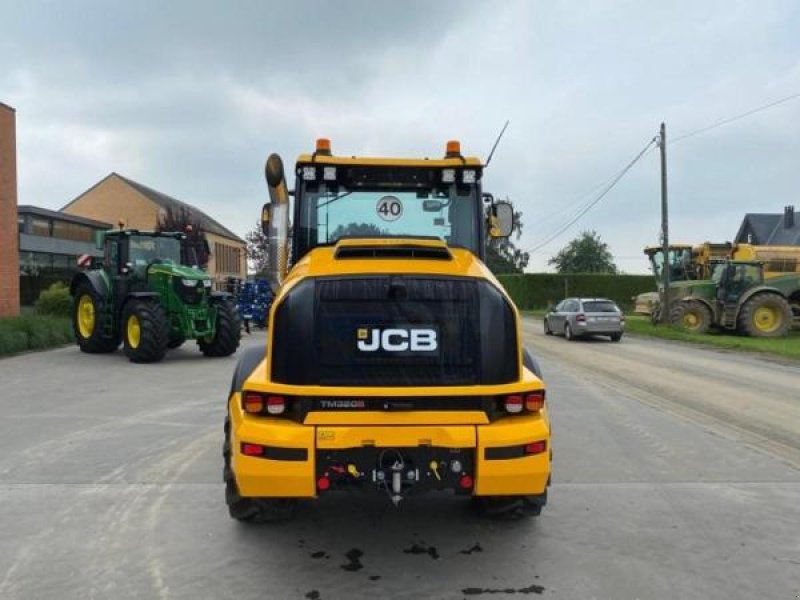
0,315 -> 74,357
497,273 -> 655,311
34,282 -> 73,317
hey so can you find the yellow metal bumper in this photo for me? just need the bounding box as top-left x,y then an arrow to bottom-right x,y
229,394 -> 550,498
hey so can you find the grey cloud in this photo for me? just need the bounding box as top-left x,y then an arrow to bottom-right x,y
3,0 -> 799,272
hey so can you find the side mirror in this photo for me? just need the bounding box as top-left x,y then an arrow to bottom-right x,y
261,203 -> 271,236
489,201 -> 514,238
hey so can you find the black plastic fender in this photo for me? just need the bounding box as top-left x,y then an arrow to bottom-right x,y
70,271 -> 109,299
229,344 -> 267,396
522,348 -> 543,380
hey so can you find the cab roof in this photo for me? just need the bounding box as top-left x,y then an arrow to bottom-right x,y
296,153 -> 483,169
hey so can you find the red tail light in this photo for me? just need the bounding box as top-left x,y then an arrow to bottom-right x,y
576,313 -> 586,322
620,314 -> 626,322
525,391 -> 545,412
243,393 -> 264,414
266,395 -> 286,415
524,440 -> 548,455
317,476 -> 331,491
504,395 -> 523,414
459,474 -> 473,489
241,443 -> 264,456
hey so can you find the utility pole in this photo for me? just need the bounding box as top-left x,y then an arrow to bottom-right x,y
659,122 -> 670,324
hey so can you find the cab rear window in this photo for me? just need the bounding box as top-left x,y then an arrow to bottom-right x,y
582,301 -> 618,313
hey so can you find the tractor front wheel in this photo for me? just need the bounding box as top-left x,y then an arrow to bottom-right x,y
121,300 -> 169,363
670,300 -> 712,334
199,299 -> 241,357
72,283 -> 119,353
738,293 -> 792,338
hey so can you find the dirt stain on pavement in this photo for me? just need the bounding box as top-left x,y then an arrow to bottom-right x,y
459,543 -> 484,555
340,548 -> 364,572
462,584 -> 545,595
403,542 -> 440,560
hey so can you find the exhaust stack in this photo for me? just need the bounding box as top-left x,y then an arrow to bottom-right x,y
263,153 -> 290,293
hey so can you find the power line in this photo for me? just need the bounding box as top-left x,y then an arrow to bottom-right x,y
521,137 -> 658,254
671,92 -> 800,144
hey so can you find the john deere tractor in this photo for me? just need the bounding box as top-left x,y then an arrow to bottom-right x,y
668,259 -> 800,337
71,229 -> 241,363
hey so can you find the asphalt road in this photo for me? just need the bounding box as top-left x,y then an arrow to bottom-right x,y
0,322 -> 798,600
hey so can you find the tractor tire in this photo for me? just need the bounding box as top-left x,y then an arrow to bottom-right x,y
670,300 -> 712,334
223,413 -> 296,523
167,334 -> 185,349
737,293 -> 792,338
199,299 -> 241,357
543,318 -> 553,336
472,491 -> 547,520
72,283 -> 119,353
121,299 -> 169,363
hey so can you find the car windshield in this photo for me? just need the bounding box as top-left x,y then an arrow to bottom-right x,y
583,301 -> 618,313
128,235 -> 181,265
295,181 -> 480,259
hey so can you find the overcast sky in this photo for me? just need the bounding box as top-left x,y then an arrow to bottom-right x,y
3,0 -> 799,273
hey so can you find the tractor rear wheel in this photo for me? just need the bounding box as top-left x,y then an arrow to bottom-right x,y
199,299 -> 241,357
121,299 -> 169,363
473,492 -> 547,519
72,283 -> 119,353
670,300 -> 712,334
167,334 -> 185,349
738,293 -> 792,338
223,414 -> 297,522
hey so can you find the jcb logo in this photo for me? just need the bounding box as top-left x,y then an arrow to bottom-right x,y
357,327 -> 438,352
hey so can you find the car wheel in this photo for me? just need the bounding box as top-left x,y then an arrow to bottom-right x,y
565,323 -> 574,341
610,333 -> 622,342
543,318 -> 553,336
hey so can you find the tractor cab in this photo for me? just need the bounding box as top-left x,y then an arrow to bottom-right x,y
715,260 -> 764,304
101,230 -> 201,275
645,245 -> 695,282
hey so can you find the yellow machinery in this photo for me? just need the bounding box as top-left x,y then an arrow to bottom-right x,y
634,242 -> 800,315
223,139 -> 550,521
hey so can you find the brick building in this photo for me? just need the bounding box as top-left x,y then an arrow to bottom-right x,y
61,173 -> 247,285
0,102 -> 20,317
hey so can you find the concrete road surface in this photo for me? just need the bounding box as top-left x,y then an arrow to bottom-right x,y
0,322 -> 798,600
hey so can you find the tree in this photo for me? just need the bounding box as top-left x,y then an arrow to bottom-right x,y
156,205 -> 210,268
329,222 -> 386,240
486,208 -> 529,274
245,220 -> 269,274
548,230 -> 617,274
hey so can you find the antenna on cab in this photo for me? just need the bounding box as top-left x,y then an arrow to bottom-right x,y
485,120 -> 510,167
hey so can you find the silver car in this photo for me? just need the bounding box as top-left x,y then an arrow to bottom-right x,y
544,297 -> 625,342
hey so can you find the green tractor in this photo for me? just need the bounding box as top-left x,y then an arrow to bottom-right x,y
70,229 -> 241,363
668,259 -> 800,337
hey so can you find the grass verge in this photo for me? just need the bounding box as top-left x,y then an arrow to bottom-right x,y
622,316 -> 800,361
0,315 -> 74,357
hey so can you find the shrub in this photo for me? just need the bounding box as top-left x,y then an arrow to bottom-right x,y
0,315 -> 74,357
34,282 -> 73,317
